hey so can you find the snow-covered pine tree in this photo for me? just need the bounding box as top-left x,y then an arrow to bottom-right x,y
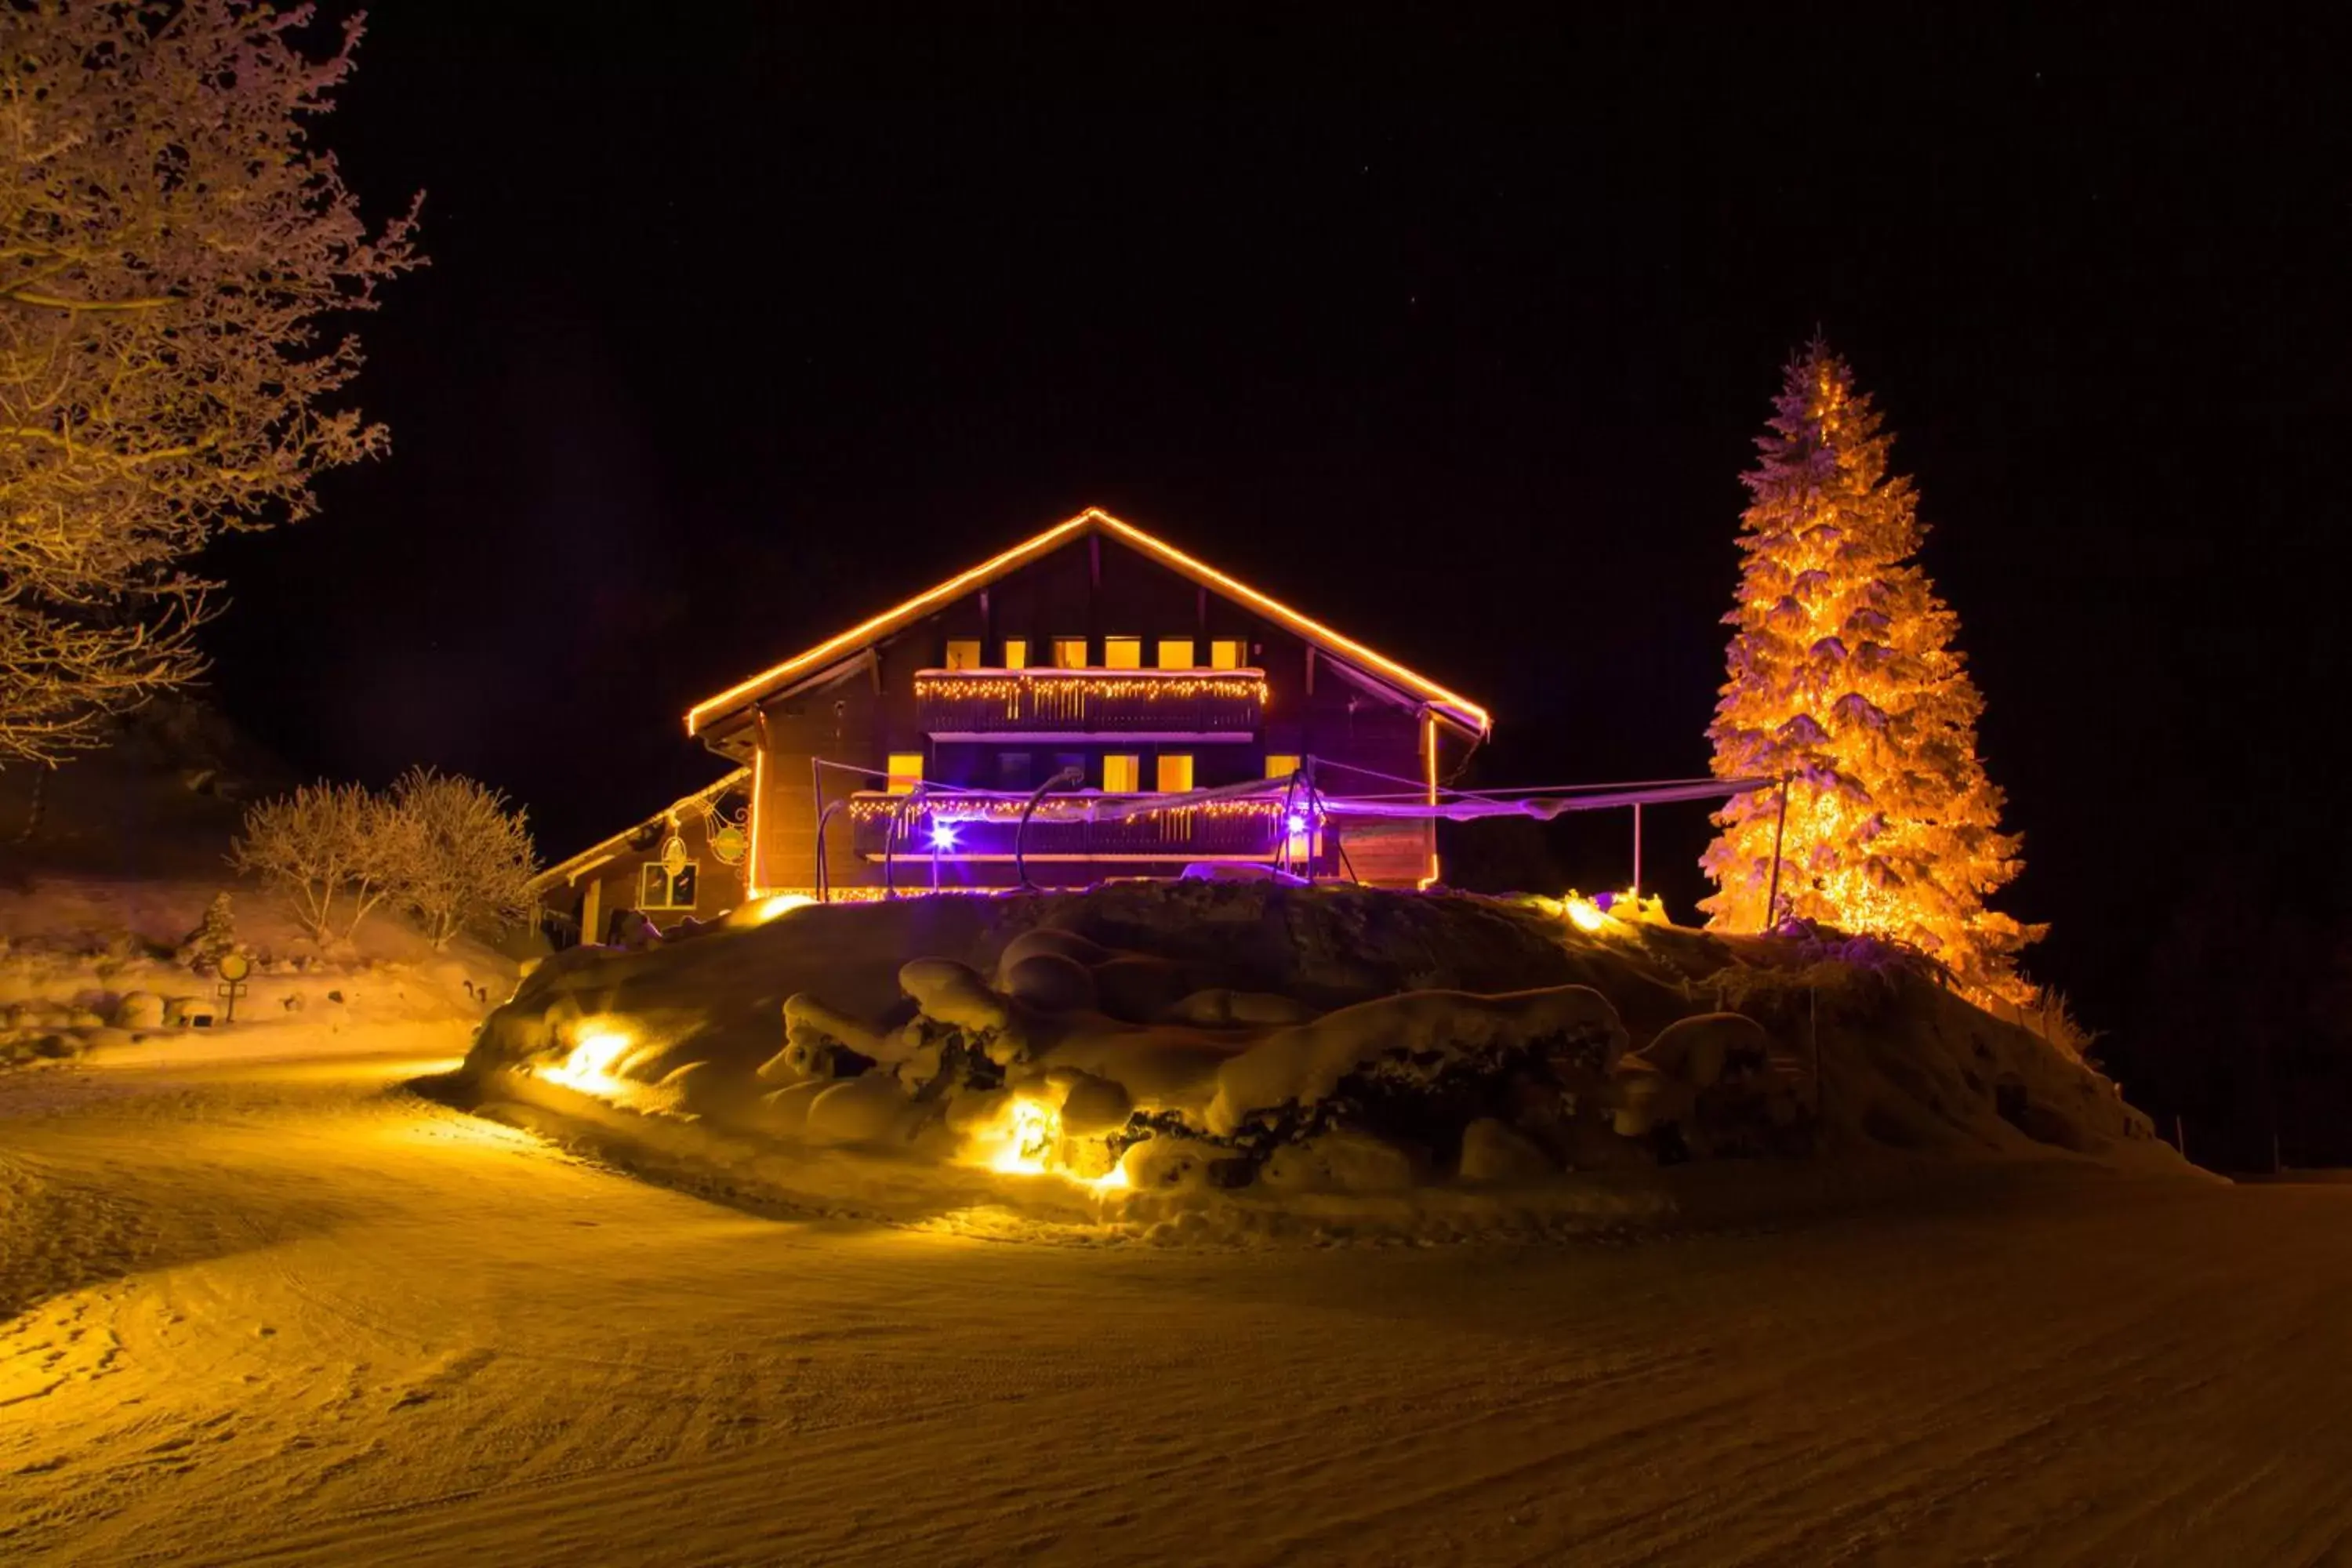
179,891 -> 239,972
1700,337 -> 2040,999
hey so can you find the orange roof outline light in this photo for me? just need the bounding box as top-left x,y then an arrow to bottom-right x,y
684,508 -> 1493,739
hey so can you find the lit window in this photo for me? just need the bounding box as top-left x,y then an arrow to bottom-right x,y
1157,638 -> 1196,670
1053,637 -> 1089,668
1105,637 -> 1143,670
639,860 -> 699,910
1210,638 -> 1247,670
1156,754 -> 1194,793
1102,754 -> 1140,793
1003,638 -> 1029,670
1265,753 -> 1301,780
944,638 -> 983,670
885,752 -> 924,795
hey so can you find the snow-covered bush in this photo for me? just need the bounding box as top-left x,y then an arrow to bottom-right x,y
231,771 -> 537,949
389,768 -> 537,949
230,782 -> 408,944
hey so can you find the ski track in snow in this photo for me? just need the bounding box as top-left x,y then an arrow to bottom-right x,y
3,1042 -> 2350,1566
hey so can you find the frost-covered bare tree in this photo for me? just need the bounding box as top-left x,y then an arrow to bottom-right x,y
229,779 -> 408,943
1,2 -> 419,765
389,767 -> 535,949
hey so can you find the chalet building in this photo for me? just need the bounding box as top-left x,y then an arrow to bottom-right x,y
528,768 -> 750,946
680,508 -> 1492,898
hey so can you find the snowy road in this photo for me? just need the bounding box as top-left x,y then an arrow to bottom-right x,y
5,1046 -> 2351,1566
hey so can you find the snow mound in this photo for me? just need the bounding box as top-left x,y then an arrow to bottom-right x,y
459,882 -> 2180,1238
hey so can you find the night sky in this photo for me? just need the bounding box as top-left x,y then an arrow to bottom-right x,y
201,7 -> 2347,1107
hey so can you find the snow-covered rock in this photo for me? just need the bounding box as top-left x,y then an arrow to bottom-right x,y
1459,1117 -> 1559,1183
804,1073 -> 913,1145
1259,1127 -> 1420,1192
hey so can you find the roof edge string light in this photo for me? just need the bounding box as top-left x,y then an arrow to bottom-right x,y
685,509 -> 1489,738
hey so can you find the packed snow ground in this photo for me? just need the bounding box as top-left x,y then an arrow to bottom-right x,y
5,1036 -> 2350,1566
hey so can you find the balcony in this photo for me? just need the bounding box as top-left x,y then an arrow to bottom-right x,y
846,792 -> 1296,864
913,667 -> 1266,740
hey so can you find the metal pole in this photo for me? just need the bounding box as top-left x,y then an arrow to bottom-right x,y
1763,775 -> 1792,932
883,793 -> 908,899
808,753 -> 822,898
812,798 -> 851,903
1632,800 -> 1643,894
1015,767 -> 1083,891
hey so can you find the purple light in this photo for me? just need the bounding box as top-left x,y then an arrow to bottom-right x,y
1284,811 -> 1310,835
930,822 -> 960,851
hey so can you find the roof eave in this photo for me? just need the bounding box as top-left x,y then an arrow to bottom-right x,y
684,507 -> 1494,740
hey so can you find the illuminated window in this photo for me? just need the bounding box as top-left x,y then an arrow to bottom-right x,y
1105,637 -> 1143,670
1003,638 -> 1029,670
1210,638 -> 1247,670
639,860 -> 698,910
1157,638 -> 1196,669
944,638 -> 983,670
886,752 -> 924,795
1102,754 -> 1140,793
1053,637 -> 1089,668
1265,753 -> 1301,780
1156,753 -> 1194,793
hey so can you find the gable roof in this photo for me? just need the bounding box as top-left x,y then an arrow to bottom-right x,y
528,766 -> 750,893
684,507 -> 1492,739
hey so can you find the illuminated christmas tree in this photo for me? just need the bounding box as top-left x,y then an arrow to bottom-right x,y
1700,338 -> 2039,997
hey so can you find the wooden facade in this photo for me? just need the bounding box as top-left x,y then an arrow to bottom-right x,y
528,769 -> 752,946
684,509 -> 1490,896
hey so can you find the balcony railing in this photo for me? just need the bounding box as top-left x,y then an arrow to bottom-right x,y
913,667 -> 1266,739
847,792 -> 1293,862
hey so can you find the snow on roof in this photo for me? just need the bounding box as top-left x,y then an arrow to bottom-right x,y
529,767 -> 750,893
684,507 -> 1494,740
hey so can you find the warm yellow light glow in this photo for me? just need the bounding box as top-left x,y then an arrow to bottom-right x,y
957,1094 -> 1129,1195
1563,896 -> 1610,933
746,744 -> 768,897
684,509 -> 1490,739
912,670 -> 1268,705
731,891 -> 816,925
1417,714 -> 1443,889
972,1094 -> 1063,1175
543,1028 -> 633,1095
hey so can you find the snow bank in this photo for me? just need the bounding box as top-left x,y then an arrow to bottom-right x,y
0,874 -> 512,1069
458,882 -> 2180,1240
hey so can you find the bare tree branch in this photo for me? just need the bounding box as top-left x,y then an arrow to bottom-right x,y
1,1 -> 422,764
